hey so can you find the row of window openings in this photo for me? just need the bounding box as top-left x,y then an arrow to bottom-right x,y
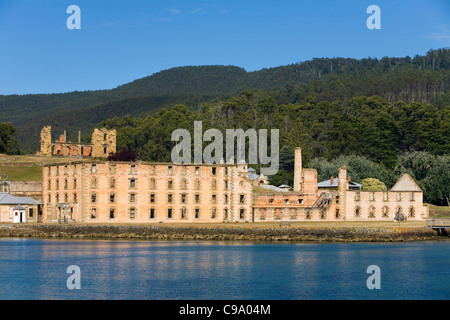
267,198 -> 304,204
257,206 -> 416,220
49,193 -> 246,205
90,207 -> 244,220
354,206 -> 416,218
49,178 -> 230,191
354,192 -> 416,202
258,209 -> 314,220
50,164 -> 230,178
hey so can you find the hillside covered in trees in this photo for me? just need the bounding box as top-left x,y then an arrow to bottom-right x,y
0,48 -> 449,152
0,49 -> 448,204
97,93 -> 450,205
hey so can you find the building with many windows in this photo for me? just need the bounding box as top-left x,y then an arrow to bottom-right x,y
41,147 -> 428,224
42,160 -> 253,223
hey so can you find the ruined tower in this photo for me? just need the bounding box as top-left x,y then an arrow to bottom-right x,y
39,126 -> 52,156
91,128 -> 117,158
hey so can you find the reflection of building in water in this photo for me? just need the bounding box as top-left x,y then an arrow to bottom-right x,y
40,147 -> 428,224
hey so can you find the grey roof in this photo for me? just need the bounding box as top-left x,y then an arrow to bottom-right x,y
248,173 -> 260,180
317,179 -> 361,189
13,205 -> 26,210
258,185 -> 289,193
248,167 -> 257,173
0,193 -> 41,205
279,185 -> 291,189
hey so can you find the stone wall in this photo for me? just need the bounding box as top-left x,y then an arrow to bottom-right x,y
38,126 -> 52,156
91,128 -> 117,158
0,224 -> 443,242
9,181 -> 43,201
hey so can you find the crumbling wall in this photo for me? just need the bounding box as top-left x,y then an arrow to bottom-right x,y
39,126 -> 52,156
91,128 -> 117,158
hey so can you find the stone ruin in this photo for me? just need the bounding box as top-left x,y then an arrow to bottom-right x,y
38,126 -> 116,158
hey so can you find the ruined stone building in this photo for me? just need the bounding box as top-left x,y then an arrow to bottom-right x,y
39,146 -> 429,224
38,126 -> 116,158
252,148 -> 429,222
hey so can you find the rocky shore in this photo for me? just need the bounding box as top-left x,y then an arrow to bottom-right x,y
0,224 -> 446,242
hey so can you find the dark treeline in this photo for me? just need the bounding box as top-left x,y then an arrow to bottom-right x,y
0,120 -> 20,155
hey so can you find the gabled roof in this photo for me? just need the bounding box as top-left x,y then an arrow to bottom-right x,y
390,174 -> 422,192
248,173 -> 260,180
0,193 -> 41,205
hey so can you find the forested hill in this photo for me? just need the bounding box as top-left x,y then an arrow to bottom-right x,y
0,48 -> 449,152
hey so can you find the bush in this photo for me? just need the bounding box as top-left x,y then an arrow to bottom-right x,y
361,178 -> 387,191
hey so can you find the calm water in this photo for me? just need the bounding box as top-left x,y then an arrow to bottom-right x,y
0,239 -> 448,300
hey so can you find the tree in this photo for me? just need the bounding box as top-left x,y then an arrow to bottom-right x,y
422,155 -> 450,206
107,149 -> 138,162
361,178 -> 387,191
0,120 -> 20,155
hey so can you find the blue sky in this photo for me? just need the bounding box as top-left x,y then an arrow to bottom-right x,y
0,0 -> 449,95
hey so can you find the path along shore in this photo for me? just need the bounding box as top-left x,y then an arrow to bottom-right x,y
0,223 -> 447,242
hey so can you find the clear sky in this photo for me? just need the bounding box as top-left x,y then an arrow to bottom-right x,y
0,0 -> 449,95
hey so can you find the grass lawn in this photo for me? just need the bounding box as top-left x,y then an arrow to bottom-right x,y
428,204 -> 450,218
0,165 -> 42,181
0,153 -> 90,181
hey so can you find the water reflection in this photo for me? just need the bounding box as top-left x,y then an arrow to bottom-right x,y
0,239 -> 448,300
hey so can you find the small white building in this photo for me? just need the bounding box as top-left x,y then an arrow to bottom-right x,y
0,193 -> 42,224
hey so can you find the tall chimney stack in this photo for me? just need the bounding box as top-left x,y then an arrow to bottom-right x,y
293,147 -> 303,192
337,167 -> 348,220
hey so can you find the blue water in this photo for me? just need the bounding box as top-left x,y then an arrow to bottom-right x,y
0,239 -> 448,300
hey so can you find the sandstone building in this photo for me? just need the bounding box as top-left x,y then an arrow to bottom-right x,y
0,192 -> 42,223
42,161 -> 253,223
252,148 -> 428,222
40,147 -> 428,224
38,126 -> 116,158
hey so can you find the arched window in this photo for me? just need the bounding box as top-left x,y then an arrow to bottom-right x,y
368,206 -> 376,218
395,206 -> 406,221
355,206 -> 361,217
382,206 -> 389,218
409,207 -> 415,218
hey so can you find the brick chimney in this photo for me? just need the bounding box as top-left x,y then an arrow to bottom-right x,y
293,148 -> 303,192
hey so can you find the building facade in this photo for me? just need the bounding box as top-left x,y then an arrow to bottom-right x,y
42,161 -> 253,223
41,147 -> 429,224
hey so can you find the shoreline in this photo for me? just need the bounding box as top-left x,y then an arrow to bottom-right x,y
0,224 -> 447,242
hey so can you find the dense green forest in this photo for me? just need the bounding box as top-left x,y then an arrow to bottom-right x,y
0,49 -> 448,204
97,93 -> 450,205
0,49 -> 449,152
